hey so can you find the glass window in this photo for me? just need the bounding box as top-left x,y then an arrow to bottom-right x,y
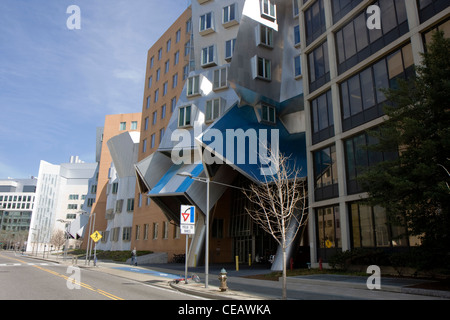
360,68 -> 375,109
178,105 -> 192,127
206,99 -> 221,122
119,122 -> 126,131
305,0 -> 326,45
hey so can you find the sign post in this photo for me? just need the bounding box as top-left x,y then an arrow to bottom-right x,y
180,205 -> 195,283
90,231 -> 102,267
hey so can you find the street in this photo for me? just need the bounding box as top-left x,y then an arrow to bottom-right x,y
0,251 -> 202,300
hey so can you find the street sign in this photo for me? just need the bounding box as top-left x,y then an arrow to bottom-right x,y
180,205 -> 195,225
180,205 -> 195,235
90,231 -> 102,243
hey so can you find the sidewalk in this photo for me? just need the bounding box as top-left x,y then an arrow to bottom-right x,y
24,253 -> 450,300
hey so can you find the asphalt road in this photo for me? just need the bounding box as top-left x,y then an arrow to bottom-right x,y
0,251 -> 202,300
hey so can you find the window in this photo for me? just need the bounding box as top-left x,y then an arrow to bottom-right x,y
311,90 -> 334,144
166,39 -> 171,52
152,111 -> 157,125
417,0 -> 450,23
148,76 -> 152,89
127,198 -> 134,212
68,194 -> 79,200
332,0 -> 363,24
131,121 -> 138,130
185,40 -> 191,57
206,98 -> 221,122
144,224 -> 149,240
135,225 -> 140,240
156,68 -> 161,81
151,134 -> 156,149
313,145 -> 338,200
112,182 -> 119,194
165,60 -> 170,73
256,57 -> 271,81
158,48 -> 162,60
304,0 -> 326,46
335,1 -> 408,74
308,40 -> 330,92
176,29 -> 181,43
187,75 -> 200,96
258,24 -> 274,47
146,96 -> 151,109
160,127 -> 165,143
150,56 -> 154,69
316,205 -> 341,252
199,12 -> 214,35
142,139 -> 147,153
153,223 -> 158,239
178,105 -> 192,127
115,199 -> 123,213
154,89 -> 159,103
174,51 -> 179,65
294,55 -> 302,78
163,221 -> 169,239
122,227 -> 132,241
349,202 -> 409,248
161,104 -> 166,119
223,3 -> 238,27
345,131 -> 398,194
261,0 -> 276,20
173,73 -> 178,88
293,0 -> 299,17
67,204 -> 77,210
119,122 -> 126,131
213,67 -> 227,90
225,38 -> 236,61
171,97 -> 177,113
163,82 -> 168,96
201,45 -> 216,67
294,25 -> 301,47
261,104 -> 275,123
340,43 -> 414,131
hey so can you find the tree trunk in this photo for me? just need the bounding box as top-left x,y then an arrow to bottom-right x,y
282,247 -> 287,300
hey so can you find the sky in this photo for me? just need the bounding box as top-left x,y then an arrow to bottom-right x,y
0,0 -> 190,179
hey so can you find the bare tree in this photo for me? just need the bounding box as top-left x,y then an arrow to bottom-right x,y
243,150 -> 308,300
50,229 -> 66,251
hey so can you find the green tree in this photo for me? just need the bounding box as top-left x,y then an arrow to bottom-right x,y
360,31 -> 450,262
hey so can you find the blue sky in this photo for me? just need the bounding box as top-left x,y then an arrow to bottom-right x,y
0,0 -> 190,178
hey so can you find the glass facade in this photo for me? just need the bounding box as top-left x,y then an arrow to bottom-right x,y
313,145 -> 338,201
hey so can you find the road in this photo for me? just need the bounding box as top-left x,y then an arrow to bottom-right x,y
0,251 -> 202,300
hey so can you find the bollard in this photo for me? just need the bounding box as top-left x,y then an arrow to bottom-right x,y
218,268 -> 228,292
235,255 -> 239,271
248,253 -> 252,266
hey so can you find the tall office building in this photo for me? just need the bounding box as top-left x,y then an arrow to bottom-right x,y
26,157 -> 97,253
132,7 -> 192,257
299,0 -> 449,265
0,178 -> 37,250
82,113 -> 141,250
135,0 -> 306,267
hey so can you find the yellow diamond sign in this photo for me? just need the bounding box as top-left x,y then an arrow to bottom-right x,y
90,231 -> 102,243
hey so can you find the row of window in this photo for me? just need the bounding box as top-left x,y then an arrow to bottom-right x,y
315,201 -> 415,260
310,41 -> 414,144
0,195 -> 34,202
313,128 -> 398,202
119,121 -> 138,131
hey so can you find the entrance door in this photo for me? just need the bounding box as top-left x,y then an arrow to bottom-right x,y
234,236 -> 252,264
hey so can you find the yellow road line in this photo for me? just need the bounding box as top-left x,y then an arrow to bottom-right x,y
0,254 -> 124,300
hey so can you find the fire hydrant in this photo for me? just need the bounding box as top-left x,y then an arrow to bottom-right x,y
218,268 -> 228,292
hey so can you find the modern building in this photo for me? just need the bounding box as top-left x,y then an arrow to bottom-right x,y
95,130 -> 141,251
132,6 -> 193,257
82,113 -> 141,251
135,0 -> 307,268
0,178 -> 37,250
299,0 -> 449,265
26,157 -> 97,253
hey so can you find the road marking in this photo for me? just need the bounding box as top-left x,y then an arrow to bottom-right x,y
0,254 -> 124,300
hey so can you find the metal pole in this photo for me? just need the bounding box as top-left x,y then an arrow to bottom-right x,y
89,212 -> 96,266
85,213 -> 93,265
205,177 -> 210,288
185,234 -> 189,284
